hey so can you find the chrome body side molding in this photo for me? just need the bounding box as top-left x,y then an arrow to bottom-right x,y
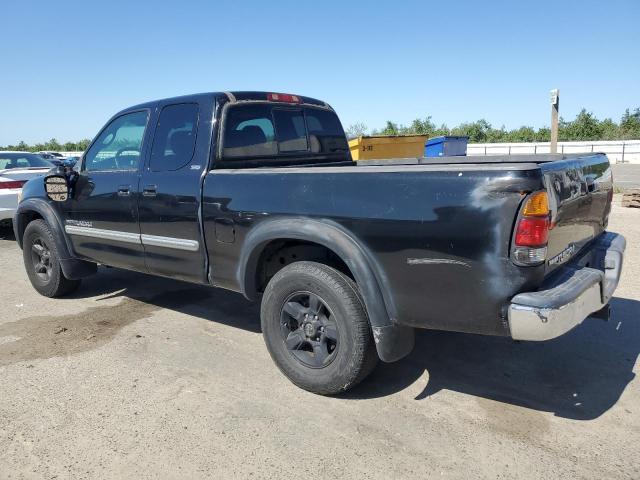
65,225 -> 199,251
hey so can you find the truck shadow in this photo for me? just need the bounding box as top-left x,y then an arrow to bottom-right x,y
63,266 -> 262,333
58,265 -> 637,421
349,296 -> 639,420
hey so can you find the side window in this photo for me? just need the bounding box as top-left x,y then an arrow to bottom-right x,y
84,111 -> 148,171
273,109 -> 307,153
222,105 -> 277,158
149,103 -> 199,172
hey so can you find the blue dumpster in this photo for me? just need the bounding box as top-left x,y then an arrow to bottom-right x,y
425,136 -> 468,157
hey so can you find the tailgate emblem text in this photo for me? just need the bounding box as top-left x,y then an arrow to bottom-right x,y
548,244 -> 575,266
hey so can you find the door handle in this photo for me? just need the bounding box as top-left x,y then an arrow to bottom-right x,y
117,184 -> 131,197
143,184 -> 157,197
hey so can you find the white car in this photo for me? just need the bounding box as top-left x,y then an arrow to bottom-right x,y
0,152 -> 55,223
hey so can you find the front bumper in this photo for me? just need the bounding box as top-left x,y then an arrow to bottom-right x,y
508,232 -> 625,341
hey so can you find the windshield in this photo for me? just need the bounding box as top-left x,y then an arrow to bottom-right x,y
0,152 -> 54,169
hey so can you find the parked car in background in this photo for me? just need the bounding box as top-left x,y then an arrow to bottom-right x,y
63,156 -> 80,168
0,152 -> 54,224
37,151 -> 65,160
37,151 -> 67,166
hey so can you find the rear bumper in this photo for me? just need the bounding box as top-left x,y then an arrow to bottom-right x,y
508,232 -> 625,341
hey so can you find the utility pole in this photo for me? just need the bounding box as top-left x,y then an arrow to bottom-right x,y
550,89 -> 559,153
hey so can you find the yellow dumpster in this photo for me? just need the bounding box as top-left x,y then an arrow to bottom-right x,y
348,135 -> 428,160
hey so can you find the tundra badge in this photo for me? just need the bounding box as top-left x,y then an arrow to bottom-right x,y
548,244 -> 575,266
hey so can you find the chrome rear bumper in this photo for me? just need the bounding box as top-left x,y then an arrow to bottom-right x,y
508,232 -> 625,341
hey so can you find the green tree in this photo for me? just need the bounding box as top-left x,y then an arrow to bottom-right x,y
43,138 -> 62,151
508,126 -> 537,143
535,127 -> 551,142
487,125 -> 508,143
599,118 -> 619,140
379,121 -> 399,136
620,108 -> 640,139
406,117 -> 436,135
559,109 -> 603,140
451,119 -> 492,143
345,123 -> 367,139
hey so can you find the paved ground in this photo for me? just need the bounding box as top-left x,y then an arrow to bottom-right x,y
612,163 -> 640,189
0,199 -> 638,480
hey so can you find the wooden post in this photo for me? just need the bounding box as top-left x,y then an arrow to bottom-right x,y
550,89 -> 559,153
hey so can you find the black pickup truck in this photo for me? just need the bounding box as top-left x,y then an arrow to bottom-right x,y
14,92 -> 625,394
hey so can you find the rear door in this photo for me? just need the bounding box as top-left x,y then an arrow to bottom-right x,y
63,110 -> 149,270
541,154 -> 613,273
137,101 -> 210,283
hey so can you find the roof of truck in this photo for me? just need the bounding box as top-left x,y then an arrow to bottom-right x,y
123,91 -> 328,112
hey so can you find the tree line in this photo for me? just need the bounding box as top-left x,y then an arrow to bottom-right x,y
0,138 -> 91,153
346,108 -> 640,143
3,107 -> 640,151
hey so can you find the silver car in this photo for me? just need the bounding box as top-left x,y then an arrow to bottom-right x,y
0,152 -> 54,223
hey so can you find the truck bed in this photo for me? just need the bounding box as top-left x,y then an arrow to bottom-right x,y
206,152 -> 613,338
356,153 -> 592,166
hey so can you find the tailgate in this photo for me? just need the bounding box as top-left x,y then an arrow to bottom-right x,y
540,153 -> 613,274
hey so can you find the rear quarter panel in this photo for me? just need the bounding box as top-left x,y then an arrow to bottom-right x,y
203,164 -> 547,336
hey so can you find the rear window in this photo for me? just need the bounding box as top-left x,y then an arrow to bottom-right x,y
0,153 -> 53,169
222,104 -> 348,160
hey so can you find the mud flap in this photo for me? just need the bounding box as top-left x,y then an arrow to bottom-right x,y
372,324 -> 415,363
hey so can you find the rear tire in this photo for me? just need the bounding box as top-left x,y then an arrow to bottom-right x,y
261,261 -> 378,395
22,219 -> 81,297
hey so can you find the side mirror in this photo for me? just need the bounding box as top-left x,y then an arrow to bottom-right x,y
44,175 -> 70,202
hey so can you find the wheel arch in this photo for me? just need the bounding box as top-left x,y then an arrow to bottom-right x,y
15,199 -> 69,253
238,218 -> 414,362
15,199 -> 96,280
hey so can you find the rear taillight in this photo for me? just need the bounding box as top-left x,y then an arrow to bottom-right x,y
512,191 -> 550,266
514,216 -> 549,246
0,180 -> 26,189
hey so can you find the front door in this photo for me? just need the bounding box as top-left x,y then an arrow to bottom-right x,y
63,110 -> 149,270
138,102 -> 208,283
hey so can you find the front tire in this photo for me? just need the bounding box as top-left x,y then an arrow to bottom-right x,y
22,219 -> 81,297
261,261 -> 378,395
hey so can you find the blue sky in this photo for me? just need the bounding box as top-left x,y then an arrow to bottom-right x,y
1,0 -> 639,145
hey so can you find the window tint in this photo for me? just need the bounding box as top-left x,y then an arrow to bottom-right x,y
150,103 -> 199,171
305,108 -> 348,154
221,104 -> 348,161
84,111 -> 148,171
223,105 -> 277,158
273,109 -> 308,152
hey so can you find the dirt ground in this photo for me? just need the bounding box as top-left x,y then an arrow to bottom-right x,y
0,198 -> 638,479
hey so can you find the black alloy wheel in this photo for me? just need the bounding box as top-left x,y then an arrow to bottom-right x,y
30,237 -> 53,282
280,291 -> 339,368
